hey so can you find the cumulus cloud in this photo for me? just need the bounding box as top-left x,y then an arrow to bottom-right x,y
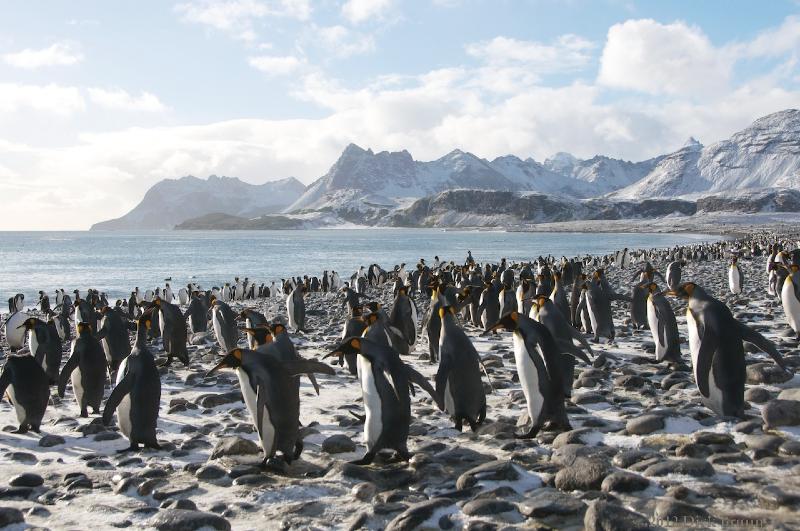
341,0 -> 393,24
3,42 -> 84,69
597,19 -> 733,97
87,88 -> 168,112
466,34 -> 596,72
248,54 -> 305,75
0,83 -> 85,115
175,0 -> 312,41
316,25 -> 376,57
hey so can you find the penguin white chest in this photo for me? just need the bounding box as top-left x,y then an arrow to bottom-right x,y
28,330 -> 39,358
237,368 -> 275,456
212,312 -> 224,348
7,385 -> 25,424
781,279 -> 800,333
357,356 -> 383,449
286,297 -> 297,329
444,380 -> 456,416
728,266 -> 741,294
118,395 -> 132,437
512,332 -> 544,425
71,367 -> 85,404
686,310 -> 702,386
646,298 -> 664,357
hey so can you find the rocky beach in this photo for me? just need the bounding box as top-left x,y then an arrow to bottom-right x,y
0,232 -> 799,531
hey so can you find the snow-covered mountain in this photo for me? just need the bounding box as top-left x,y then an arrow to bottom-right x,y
543,152 -> 663,194
286,145 -> 592,212
91,175 -> 305,230
611,110 -> 800,199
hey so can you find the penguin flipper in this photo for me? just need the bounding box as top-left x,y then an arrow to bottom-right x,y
556,339 -> 591,365
282,359 -> 336,378
434,357 -> 450,400
405,365 -> 444,411
737,322 -> 789,372
57,353 -> 80,398
103,375 -> 132,426
0,370 -> 11,401
567,326 -> 594,357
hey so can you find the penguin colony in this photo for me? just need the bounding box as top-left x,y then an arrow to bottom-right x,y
0,236 -> 798,529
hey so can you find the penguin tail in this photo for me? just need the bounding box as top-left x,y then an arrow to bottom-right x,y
347,410 -> 366,424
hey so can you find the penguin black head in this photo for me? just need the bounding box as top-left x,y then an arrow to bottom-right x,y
207,348 -> 244,376
269,322 -> 287,336
244,327 -> 273,346
77,322 -> 92,335
17,317 -> 38,330
483,311 -> 519,336
666,282 -> 696,299
366,302 -> 380,313
647,282 -> 659,294
364,313 -> 380,327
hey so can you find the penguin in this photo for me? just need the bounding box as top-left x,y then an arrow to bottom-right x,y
286,284 -> 307,332
74,298 -> 97,332
267,323 -> 321,395
644,282 -> 682,363
459,284 -> 484,328
0,354 -> 50,433
207,348 -> 334,466
667,282 -> 789,417
422,286 -> 446,363
38,291 -> 50,314
549,271 -> 570,319
184,292 -> 209,334
729,256 -> 744,295
152,298 -> 189,366
240,309 -> 267,349
484,311 -> 576,437
578,273 -> 615,343
243,325 -> 273,351
17,317 -> 62,384
516,279 -> 534,318
97,306 -> 132,377
529,295 -> 593,363
9,293 -> 24,313
338,307 -> 366,375
4,309 -> 30,351
163,283 -> 174,303
436,306 -> 486,432
177,286 -> 190,306
666,260 -> 684,291
326,337 -> 442,465
102,313 -> 162,451
629,280 -> 651,330
58,322 -> 107,417
780,264 -> 800,339
498,284 -> 517,318
478,281 -> 500,331
388,286 -> 417,346
211,298 -> 239,353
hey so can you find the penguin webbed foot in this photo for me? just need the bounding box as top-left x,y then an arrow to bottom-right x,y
515,425 -> 540,439
349,452 -> 376,466
293,440 -> 303,460
80,409 -> 88,418
261,456 -> 289,474
117,444 -> 139,454
12,425 -> 29,435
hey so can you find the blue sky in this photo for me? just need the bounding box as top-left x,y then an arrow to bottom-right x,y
1,0 -> 799,228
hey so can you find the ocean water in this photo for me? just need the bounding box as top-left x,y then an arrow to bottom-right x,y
0,229 -> 718,306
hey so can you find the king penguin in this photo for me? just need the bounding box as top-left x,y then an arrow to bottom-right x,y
780,264 -> 800,339
484,311 -> 576,437
58,322 -> 107,417
286,284 -> 307,332
97,306 -> 132,378
102,313 -> 162,451
729,256 -> 744,295
667,282 -> 789,417
207,348 -> 334,467
327,337 -> 443,465
0,353 -> 50,433
18,317 -> 62,384
436,306 -> 487,431
644,282 -> 682,364
211,298 -> 239,353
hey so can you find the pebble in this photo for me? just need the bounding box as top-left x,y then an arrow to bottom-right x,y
322,434 -> 356,454
149,509 -> 231,531
9,473 -> 43,487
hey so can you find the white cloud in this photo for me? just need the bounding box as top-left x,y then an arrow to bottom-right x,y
87,88 -> 168,112
735,15 -> 800,58
175,0 -> 311,41
341,0 -> 393,24
598,19 -> 732,97
316,25 -> 375,57
466,34 -> 596,72
0,83 -> 85,115
3,42 -> 84,69
248,54 -> 305,75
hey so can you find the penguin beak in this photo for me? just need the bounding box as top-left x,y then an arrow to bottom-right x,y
206,360 -> 228,376
323,350 -> 342,360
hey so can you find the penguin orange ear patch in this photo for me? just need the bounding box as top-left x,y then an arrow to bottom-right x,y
232,349 -> 243,360
145,319 -> 151,329
511,311 -> 519,321
350,338 -> 361,350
